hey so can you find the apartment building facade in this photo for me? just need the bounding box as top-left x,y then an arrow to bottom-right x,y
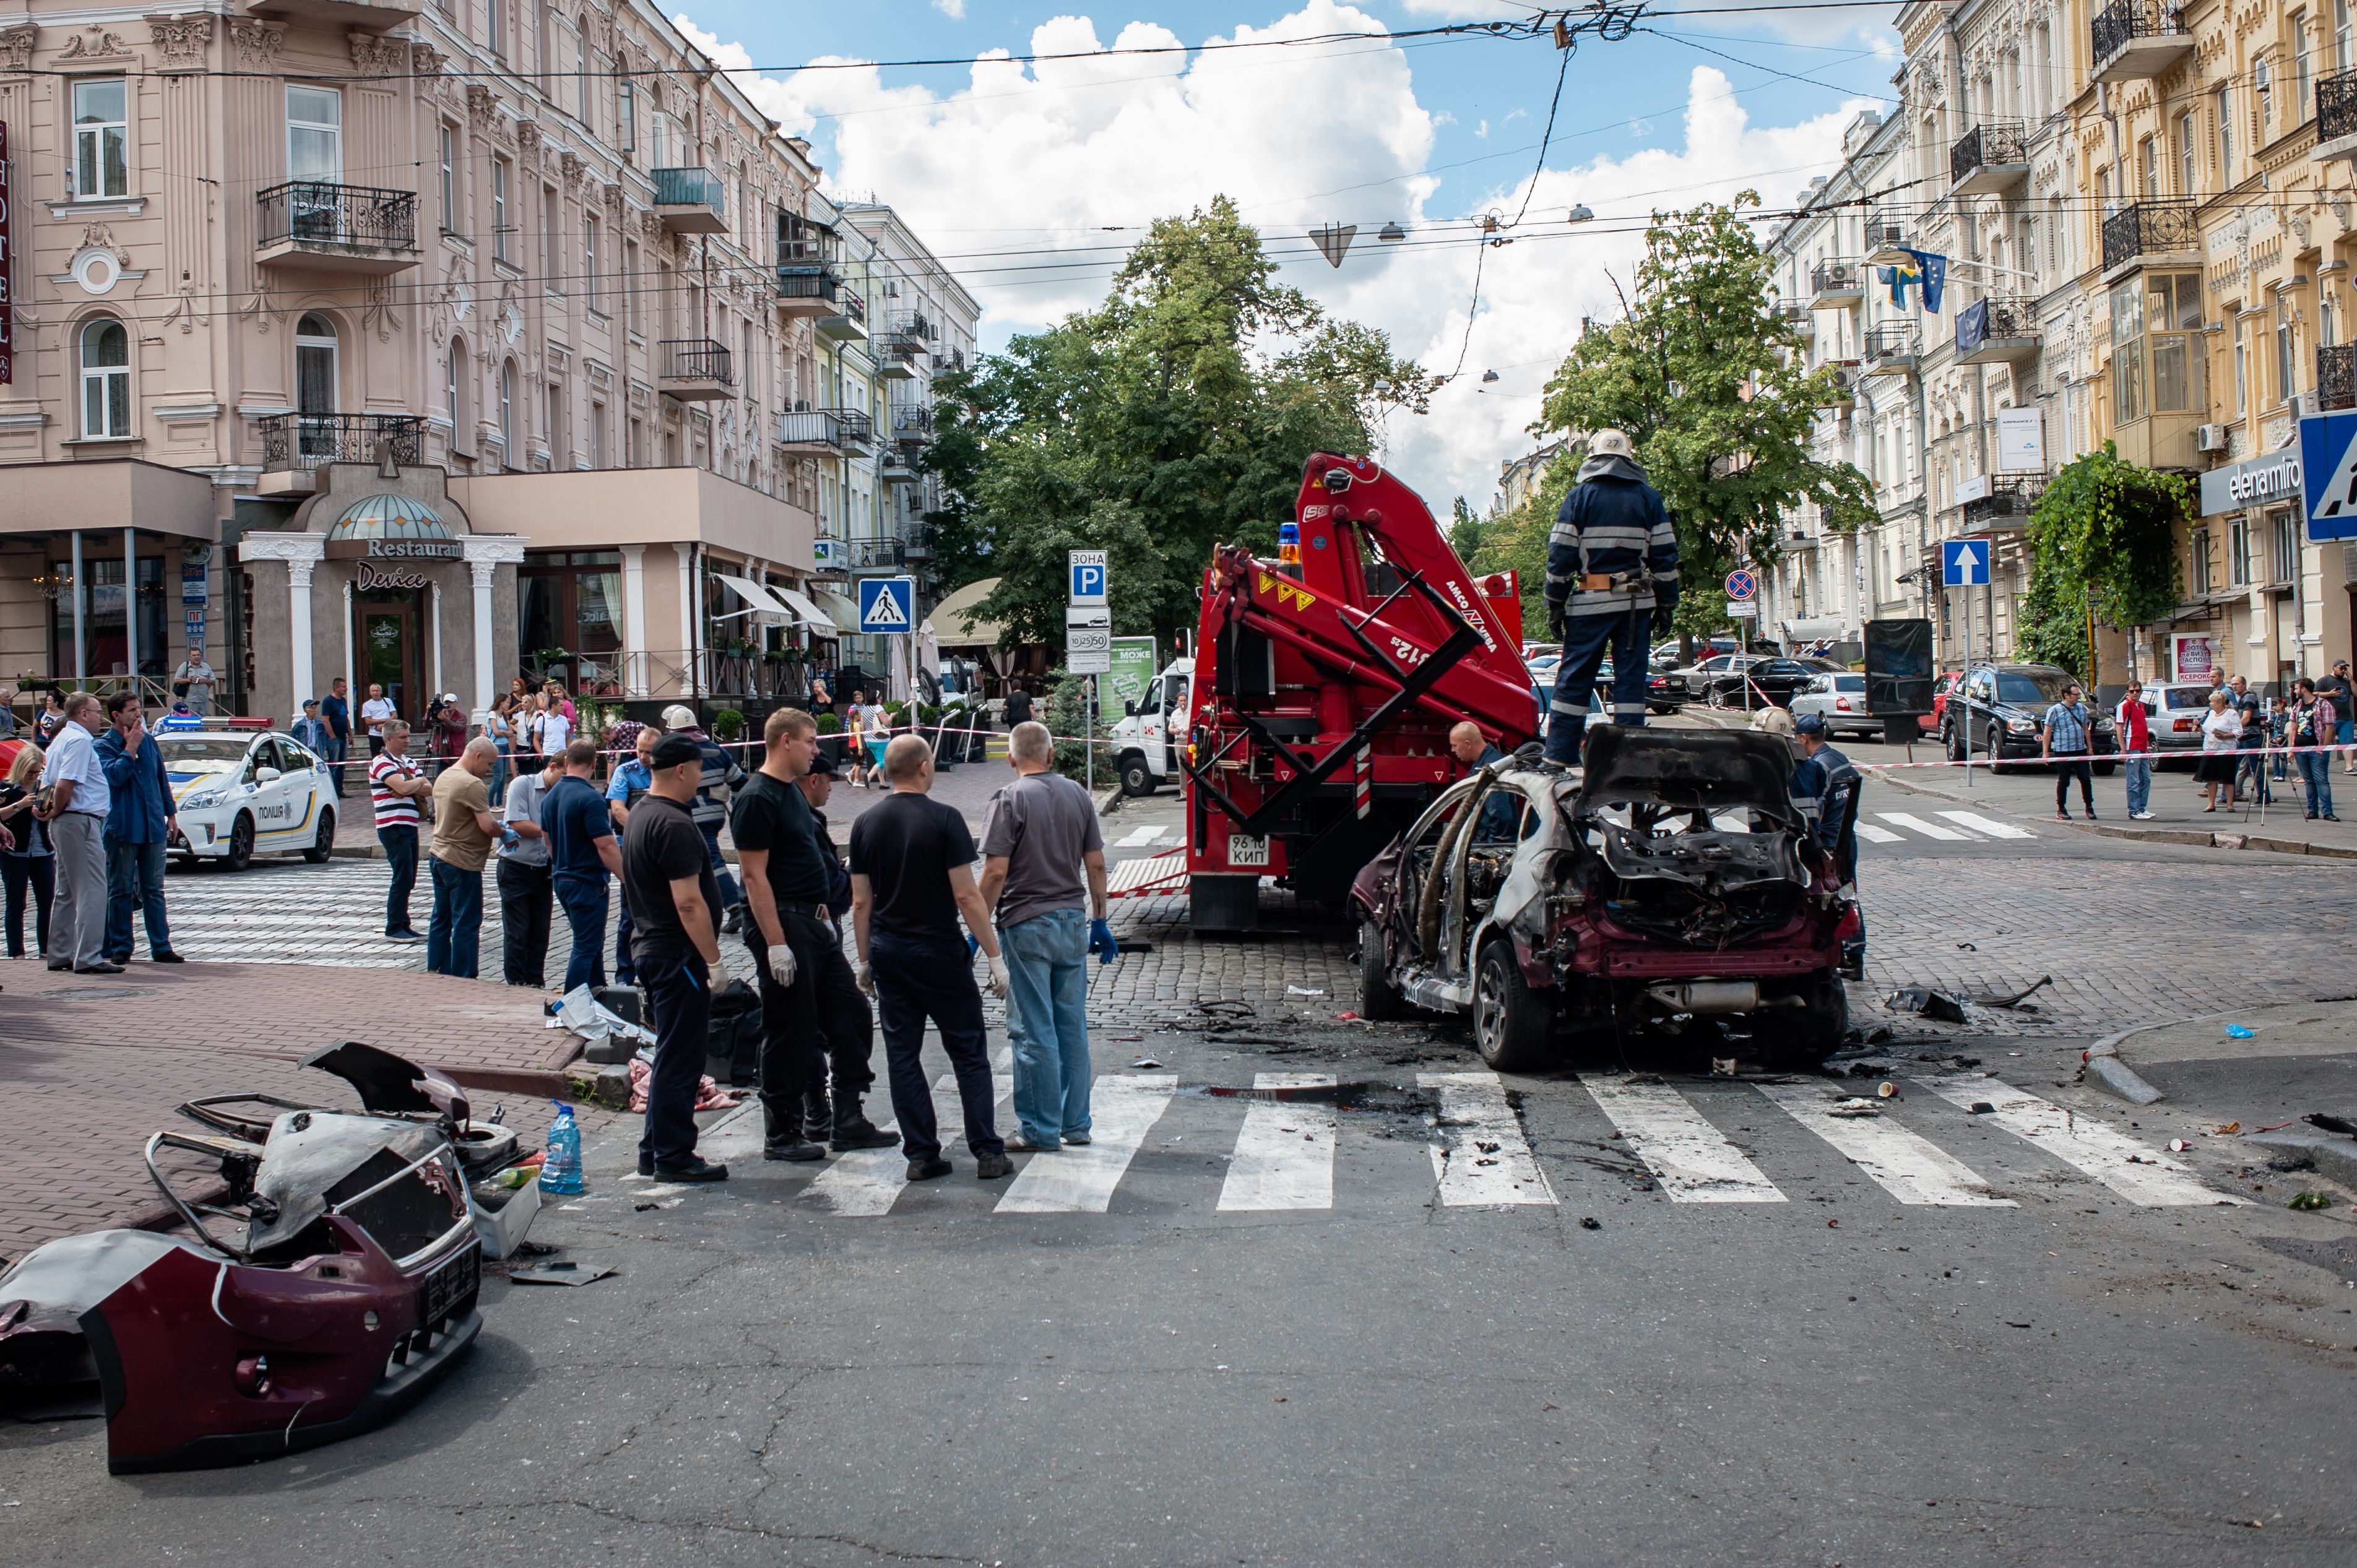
0,0 -> 969,725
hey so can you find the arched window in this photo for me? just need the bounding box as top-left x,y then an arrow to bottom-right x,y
295,313 -> 338,417
447,335 -> 469,457
80,317 -> 130,439
499,358 -> 517,467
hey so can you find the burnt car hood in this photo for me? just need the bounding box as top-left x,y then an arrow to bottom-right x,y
1,1231 -> 215,1389
1572,726 -> 1800,827
249,1113 -> 462,1260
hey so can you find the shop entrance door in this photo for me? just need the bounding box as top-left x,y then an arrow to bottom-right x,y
355,592 -> 424,720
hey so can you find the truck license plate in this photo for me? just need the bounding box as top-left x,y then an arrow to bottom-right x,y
1226,834 -> 1269,867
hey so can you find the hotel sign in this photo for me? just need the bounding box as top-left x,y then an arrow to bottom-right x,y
1,121 -> 14,385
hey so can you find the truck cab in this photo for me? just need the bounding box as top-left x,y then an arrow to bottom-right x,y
1112,657 -> 1194,796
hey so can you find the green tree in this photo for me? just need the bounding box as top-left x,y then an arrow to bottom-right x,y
933,197 -> 1425,653
1534,194 -> 1874,638
2019,442 -> 2189,676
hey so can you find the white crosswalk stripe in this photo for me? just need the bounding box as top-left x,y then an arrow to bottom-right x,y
1217,1073 -> 1337,1212
1114,824 -> 1170,847
1579,1075 -> 1784,1202
997,1074 -> 1176,1213
1918,1074 -> 2246,1207
1936,810 -> 2037,840
1753,1082 -> 2014,1206
1876,811 -> 1972,842
1853,822 -> 1905,843
803,1053 -> 1014,1216
1420,1072 -> 1555,1206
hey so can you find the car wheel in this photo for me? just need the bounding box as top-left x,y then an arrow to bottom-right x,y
225,813 -> 254,873
2092,762 -> 2117,777
1945,720 -> 1964,761
303,808 -> 335,864
1118,753 -> 1155,797
1358,920 -> 1407,1022
1753,977 -> 1849,1070
1471,937 -> 1550,1072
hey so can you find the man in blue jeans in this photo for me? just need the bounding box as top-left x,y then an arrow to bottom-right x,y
977,720 -> 1114,1152
321,677 -> 353,798
425,738 -> 504,979
604,723 -> 657,983
95,692 -> 181,964
543,736 -> 622,993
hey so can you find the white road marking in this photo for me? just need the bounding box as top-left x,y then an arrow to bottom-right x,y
1578,1075 -> 1785,1203
1937,810 -> 2036,840
1853,822 -> 1905,844
804,1049 -> 1014,1217
1918,1075 -> 2246,1207
996,1074 -> 1177,1213
1877,811 -> 1971,842
1114,824 -> 1168,847
1419,1071 -> 1556,1207
1217,1073 -> 1337,1212
1753,1082 -> 2014,1207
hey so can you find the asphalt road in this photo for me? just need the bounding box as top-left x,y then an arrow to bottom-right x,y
7,778 -> 2357,1566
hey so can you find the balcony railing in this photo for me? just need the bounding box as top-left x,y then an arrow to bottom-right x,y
657,338 -> 733,394
891,403 -> 935,440
776,408 -> 875,452
774,265 -> 842,304
1863,209 -> 1909,259
1810,259 -> 1862,304
651,166 -> 724,212
1957,297 -> 2041,362
848,538 -> 904,570
2100,198 -> 2198,273
1950,122 -> 2028,187
1963,478 -> 2046,527
1863,322 -> 1919,373
2091,0 -> 2188,77
2322,69 -> 2357,145
2320,345 -> 2356,411
257,412 -> 426,473
256,181 -> 418,254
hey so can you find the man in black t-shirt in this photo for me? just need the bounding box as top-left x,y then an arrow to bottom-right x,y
621,733 -> 728,1182
849,733 -> 1013,1181
733,708 -> 895,1158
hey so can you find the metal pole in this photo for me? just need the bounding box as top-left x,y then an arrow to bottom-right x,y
1085,674 -> 1096,795
123,526 -> 138,698
1962,587 -> 1973,791
71,530 -> 87,684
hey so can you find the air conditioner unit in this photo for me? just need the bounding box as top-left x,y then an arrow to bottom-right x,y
2290,392 -> 2318,420
2195,423 -> 2228,453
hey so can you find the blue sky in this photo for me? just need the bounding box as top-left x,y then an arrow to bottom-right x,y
670,1 -> 1898,506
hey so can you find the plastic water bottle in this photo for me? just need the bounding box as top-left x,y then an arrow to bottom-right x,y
540,1103 -> 586,1195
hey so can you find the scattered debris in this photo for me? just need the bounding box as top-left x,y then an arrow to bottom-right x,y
1955,942 -> 1976,952
2288,1191 -> 2333,1212
1711,1058 -> 1738,1077
1968,1101 -> 1996,1116
1131,1057 -> 1165,1070
2212,1121 -> 2242,1136
1877,1082 -> 1900,1100
2168,1139 -> 2191,1153
2225,1024 -> 2255,1040
1827,1219 -> 1840,1228
2306,1112 -> 2357,1137
1285,986 -> 1326,997
1333,1010 -> 1362,1022
1579,1217 -> 1601,1231
1973,975 -> 2052,1010
1885,986 -> 1968,1024
509,1262 -> 616,1286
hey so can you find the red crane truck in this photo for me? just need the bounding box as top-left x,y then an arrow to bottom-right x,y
1182,453 -> 1539,931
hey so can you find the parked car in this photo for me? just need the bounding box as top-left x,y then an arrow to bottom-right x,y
1697,657 -> 1827,710
1929,670 -> 1966,730
1349,728 -> 1858,1071
1939,663 -> 2119,772
159,729 -> 337,871
1788,672 -> 1880,738
1658,652 -> 1751,702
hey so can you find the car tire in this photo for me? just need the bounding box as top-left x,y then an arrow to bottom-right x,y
2092,761 -> 2117,777
303,808 -> 335,864
1358,920 -> 1407,1022
1118,753 -> 1155,798
1944,720 -> 1963,762
225,813 -> 254,873
1754,977 -> 1849,1070
1472,937 -> 1550,1072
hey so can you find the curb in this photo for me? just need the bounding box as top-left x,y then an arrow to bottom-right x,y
2244,1130 -> 2357,1191
1880,772 -> 2357,859
2079,1004 -> 2255,1105
1095,786 -> 1123,817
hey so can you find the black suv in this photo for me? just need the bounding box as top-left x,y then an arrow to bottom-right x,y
1939,662 -> 2118,771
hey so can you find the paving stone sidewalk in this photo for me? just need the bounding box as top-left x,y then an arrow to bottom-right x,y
0,958 -> 581,1265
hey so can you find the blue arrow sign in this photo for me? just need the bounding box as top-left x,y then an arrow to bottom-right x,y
1942,538 -> 1990,587
858,575 -> 915,633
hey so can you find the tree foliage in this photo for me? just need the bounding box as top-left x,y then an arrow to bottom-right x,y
1530,194 -> 1875,637
2019,441 -> 2190,676
932,197 -> 1427,653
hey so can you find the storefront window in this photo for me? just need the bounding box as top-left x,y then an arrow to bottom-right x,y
50,553 -> 165,679
519,550 -> 623,695
2110,272 -> 2205,421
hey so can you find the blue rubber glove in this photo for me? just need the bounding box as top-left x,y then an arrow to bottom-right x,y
1089,918 -> 1117,965
501,827 -> 521,851
966,934 -> 980,960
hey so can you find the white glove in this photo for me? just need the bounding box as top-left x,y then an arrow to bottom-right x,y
766,943 -> 797,986
854,961 -> 876,998
986,954 -> 1011,999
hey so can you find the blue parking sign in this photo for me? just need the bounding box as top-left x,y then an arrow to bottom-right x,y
858,576 -> 915,632
1941,539 -> 1990,586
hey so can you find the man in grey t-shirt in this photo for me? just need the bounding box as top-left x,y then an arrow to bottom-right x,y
496,754 -> 560,987
978,721 -> 1112,1151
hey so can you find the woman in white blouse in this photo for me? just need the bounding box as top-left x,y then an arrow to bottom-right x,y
2196,689 -> 2243,811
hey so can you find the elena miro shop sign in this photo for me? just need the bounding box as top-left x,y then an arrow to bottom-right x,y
2199,449 -> 2302,516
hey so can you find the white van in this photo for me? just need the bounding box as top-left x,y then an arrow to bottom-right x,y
1110,656 -> 1193,796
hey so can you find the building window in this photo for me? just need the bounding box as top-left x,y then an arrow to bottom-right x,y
518,551 -> 625,693
2234,314 -> 2249,415
295,313 -> 338,416
543,185 -> 561,288
2218,86 -> 2234,182
448,336 -> 469,455
79,317 -> 130,437
2257,56 -> 2275,137
71,79 -> 128,199
2140,134 -> 2159,198
287,85 -> 342,183
2297,12 -> 2315,120
629,416 -> 644,465
2342,0 -> 2354,72
438,123 -> 457,235
488,0 -> 504,58
623,238 -> 641,332
2177,111 -> 2195,196
499,358 -> 516,465
590,402 -> 607,467
2277,292 -> 2298,405
2110,272 -> 2205,423
2229,516 -> 2252,585
620,80 -> 636,153
584,214 -> 599,301
545,380 -> 564,463
2274,509 -> 2301,584
2191,528 -> 2213,593
574,24 -> 590,120
2326,292 -> 2340,348
492,158 -> 511,263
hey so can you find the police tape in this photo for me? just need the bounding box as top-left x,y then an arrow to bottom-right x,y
1845,739 -> 2357,773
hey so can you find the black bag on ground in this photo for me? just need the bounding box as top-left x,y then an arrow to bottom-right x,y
706,978 -> 764,1087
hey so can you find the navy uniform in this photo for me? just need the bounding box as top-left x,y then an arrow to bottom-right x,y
1789,714 -> 1861,882
1542,432 -> 1680,765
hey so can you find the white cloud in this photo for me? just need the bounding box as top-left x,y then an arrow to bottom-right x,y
1396,1 -> 1535,17
934,0 -> 966,18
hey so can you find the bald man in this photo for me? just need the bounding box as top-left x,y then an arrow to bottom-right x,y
427,734 -> 508,979
1448,722 -> 1520,841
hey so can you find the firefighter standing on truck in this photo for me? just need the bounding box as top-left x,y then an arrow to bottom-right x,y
1542,429 -> 1680,765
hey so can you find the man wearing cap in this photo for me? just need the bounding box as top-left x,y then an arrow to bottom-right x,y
1541,429 -> 1680,765
1789,713 -> 1861,877
155,701 -> 204,734
660,703 -> 747,931
623,731 -> 729,1182
292,698 -> 333,765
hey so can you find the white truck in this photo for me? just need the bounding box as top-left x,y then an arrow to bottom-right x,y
1109,656 -> 1193,797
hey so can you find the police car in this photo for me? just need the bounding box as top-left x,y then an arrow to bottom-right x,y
160,729 -> 337,871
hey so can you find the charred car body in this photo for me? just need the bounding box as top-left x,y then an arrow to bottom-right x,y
0,1043 -> 535,1473
1351,728 -> 1859,1070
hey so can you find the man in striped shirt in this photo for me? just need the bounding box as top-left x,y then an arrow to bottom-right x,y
1541,429 -> 1680,765
370,720 -> 431,943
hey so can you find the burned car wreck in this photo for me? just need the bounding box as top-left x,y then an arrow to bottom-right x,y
0,1043 -> 538,1474
1351,728 -> 1861,1070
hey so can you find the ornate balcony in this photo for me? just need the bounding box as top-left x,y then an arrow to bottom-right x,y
775,264 -> 843,321
1809,260 -> 1863,309
2319,345 -> 2356,411
2090,0 -> 2192,86
255,182 -> 420,275
1963,478 -> 2045,530
254,412 -> 425,495
657,338 -> 733,402
1862,322 -> 1919,377
651,167 -> 727,235
2318,71 -> 2357,162
1950,122 -> 2030,195
1956,298 -> 2041,365
2100,199 -> 2199,278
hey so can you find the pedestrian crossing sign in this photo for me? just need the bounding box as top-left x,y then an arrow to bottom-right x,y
858,576 -> 915,632
2299,410 -> 2357,541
